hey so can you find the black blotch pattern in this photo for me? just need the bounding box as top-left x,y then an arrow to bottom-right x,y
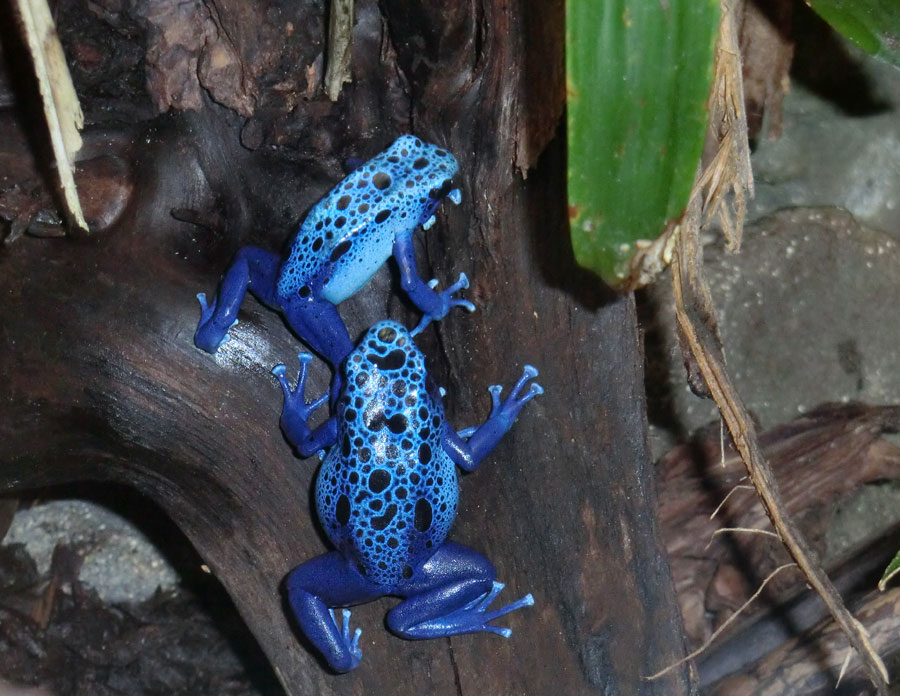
372,504 -> 398,530
414,499 -> 432,531
378,326 -> 397,342
369,469 -> 391,493
314,318 -> 460,585
369,350 -> 406,371
387,414 -> 408,434
336,495 -> 351,525
276,136 -> 459,303
330,240 -> 352,262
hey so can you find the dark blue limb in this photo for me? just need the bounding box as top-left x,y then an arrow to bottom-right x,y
280,295 -> 354,404
392,233 -> 475,336
272,354 -> 337,457
387,542 -> 533,640
285,552 -> 383,672
443,365 -> 543,472
194,246 -> 281,352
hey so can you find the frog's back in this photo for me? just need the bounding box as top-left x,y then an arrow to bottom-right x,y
315,321 -> 458,586
277,136 -> 459,304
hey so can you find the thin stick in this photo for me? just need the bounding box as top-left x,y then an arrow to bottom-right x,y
12,0 -> 87,231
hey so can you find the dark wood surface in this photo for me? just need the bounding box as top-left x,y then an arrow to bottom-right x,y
0,0 -> 692,693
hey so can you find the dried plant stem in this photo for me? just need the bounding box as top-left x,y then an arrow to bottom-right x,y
659,0 -> 890,689
709,483 -> 752,519
647,563 -> 797,680
670,204 -> 889,691
324,0 -> 354,101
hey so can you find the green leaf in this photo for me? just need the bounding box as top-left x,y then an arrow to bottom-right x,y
807,0 -> 900,67
879,549 -> 900,591
566,0 -> 720,287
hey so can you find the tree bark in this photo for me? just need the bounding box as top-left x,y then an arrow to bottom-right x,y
0,0 -> 693,693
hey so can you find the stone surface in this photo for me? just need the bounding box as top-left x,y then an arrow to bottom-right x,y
3,500 -> 178,603
647,207 -> 900,453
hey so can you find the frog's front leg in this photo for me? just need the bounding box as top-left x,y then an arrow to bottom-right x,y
194,246 -> 281,353
285,552 -> 383,672
443,365 -> 543,471
393,233 -> 475,336
272,353 -> 337,457
387,542 -> 534,640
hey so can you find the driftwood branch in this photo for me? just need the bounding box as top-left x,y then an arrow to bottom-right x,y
0,0 -> 691,692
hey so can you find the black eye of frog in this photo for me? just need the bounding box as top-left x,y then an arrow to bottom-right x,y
428,179 -> 454,201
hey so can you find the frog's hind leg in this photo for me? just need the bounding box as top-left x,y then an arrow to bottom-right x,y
194,246 -> 281,353
281,297 -> 354,403
387,542 -> 534,640
285,551 -> 382,672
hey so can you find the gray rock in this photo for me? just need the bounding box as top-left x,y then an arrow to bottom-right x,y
3,500 -> 178,603
648,207 -> 900,454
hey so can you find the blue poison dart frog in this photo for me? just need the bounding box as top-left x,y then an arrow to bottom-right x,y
271,320 -> 542,672
193,135 -> 472,387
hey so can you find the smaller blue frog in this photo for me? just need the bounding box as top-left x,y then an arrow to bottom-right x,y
273,320 -> 541,671
194,136 -> 472,391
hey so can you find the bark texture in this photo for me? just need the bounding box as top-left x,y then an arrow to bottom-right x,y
0,0 -> 691,693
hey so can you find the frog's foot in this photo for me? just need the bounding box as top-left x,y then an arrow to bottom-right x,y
411,273 -> 477,337
406,582 -> 534,639
272,353 -> 329,423
194,292 -> 238,353
328,609 -> 363,672
487,365 -> 543,422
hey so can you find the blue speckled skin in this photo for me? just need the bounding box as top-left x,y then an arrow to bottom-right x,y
272,320 -> 542,672
194,135 -> 473,393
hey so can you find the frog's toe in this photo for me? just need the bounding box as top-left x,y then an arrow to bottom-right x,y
509,365 -> 542,401
453,298 -> 477,313
328,609 -> 363,671
196,292 -> 212,316
273,354 -> 327,416
410,581 -> 534,639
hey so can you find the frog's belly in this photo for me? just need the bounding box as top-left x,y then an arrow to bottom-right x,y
320,231 -> 395,305
315,447 -> 458,586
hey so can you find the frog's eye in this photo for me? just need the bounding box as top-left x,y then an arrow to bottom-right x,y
428,179 -> 454,200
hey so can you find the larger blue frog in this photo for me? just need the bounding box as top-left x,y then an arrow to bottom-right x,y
272,320 -> 541,671
194,136 -> 472,389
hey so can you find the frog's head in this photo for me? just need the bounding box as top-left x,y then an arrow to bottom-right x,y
345,320 -> 427,389
379,135 -> 461,231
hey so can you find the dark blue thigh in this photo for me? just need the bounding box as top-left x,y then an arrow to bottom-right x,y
280,295 -> 354,371
386,542 -> 495,637
285,552 -> 383,671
